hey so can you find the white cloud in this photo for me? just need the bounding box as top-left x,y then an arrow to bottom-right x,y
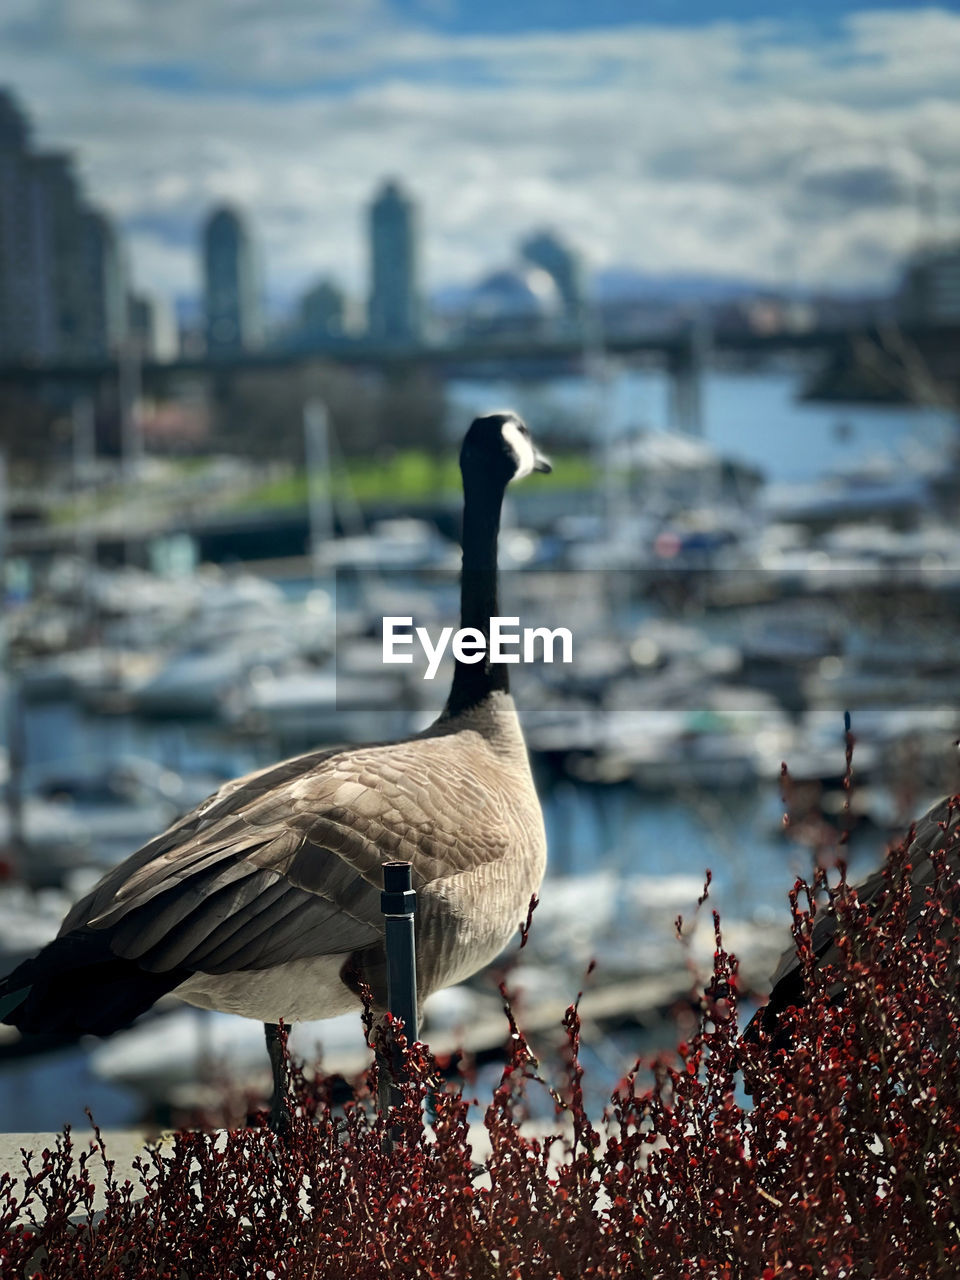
0,4 -> 957,307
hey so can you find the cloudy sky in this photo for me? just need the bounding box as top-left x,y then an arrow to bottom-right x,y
1,1 -> 958,310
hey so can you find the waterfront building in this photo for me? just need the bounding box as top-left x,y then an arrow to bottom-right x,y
202,204 -> 262,356
899,241 -> 960,324
0,89 -> 127,363
367,180 -> 422,344
0,90 -> 55,361
81,208 -> 127,358
298,278 -> 346,344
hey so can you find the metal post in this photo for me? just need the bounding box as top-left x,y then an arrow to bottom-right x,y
669,315 -> 709,437
303,398 -> 334,580
119,341 -> 143,482
118,343 -> 143,568
380,860 -> 418,1113
72,395 -> 96,629
381,861 -> 418,1043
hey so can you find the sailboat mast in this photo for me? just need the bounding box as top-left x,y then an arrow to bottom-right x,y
0,452 -> 24,878
304,398 -> 334,581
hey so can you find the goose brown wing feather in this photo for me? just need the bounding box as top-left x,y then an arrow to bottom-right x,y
60,743 -> 348,935
80,821 -> 385,975
143,877 -> 374,973
62,730 -> 525,980
134,875 -> 295,970
203,896 -> 365,973
181,881 -> 331,971
107,864 -> 276,958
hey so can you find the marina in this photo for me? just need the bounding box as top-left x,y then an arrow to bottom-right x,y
2,369 -> 958,1130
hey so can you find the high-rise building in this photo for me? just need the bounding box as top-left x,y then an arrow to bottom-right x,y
367,179 -> 422,344
520,229 -> 586,330
81,208 -> 127,358
899,242 -> 960,324
298,278 -> 346,345
0,89 -> 127,363
33,154 -> 89,360
202,205 -> 262,356
0,91 -> 57,361
0,91 -> 30,358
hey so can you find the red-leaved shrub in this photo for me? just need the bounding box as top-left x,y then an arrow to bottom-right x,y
1,808 -> 958,1278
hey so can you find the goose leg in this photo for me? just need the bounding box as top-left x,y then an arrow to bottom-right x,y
264,1021 -> 290,1136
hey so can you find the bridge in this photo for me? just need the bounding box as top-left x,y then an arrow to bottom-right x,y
0,320 -> 957,437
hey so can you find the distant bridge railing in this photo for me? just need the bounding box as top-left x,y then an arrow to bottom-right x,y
1,321 -> 958,391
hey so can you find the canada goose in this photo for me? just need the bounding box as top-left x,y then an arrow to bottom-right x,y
0,412 -> 551,1128
745,793 -> 960,1044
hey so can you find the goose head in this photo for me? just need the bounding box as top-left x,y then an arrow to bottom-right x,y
460,412 -> 551,491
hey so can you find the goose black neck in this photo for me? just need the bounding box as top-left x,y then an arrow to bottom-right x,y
444,470 -> 509,717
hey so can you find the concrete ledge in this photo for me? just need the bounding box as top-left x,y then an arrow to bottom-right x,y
0,1115 -> 580,1222
0,1130 -> 176,1217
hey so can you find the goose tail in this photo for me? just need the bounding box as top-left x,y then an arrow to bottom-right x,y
0,932 -> 189,1038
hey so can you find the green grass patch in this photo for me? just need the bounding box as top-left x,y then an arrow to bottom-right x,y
230,450 -> 596,511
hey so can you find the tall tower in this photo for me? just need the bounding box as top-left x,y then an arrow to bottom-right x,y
368,180 -> 422,344
0,92 -> 60,361
202,205 -> 262,356
0,89 -> 130,365
0,90 -> 32,360
30,152 -> 88,361
80,208 -> 127,357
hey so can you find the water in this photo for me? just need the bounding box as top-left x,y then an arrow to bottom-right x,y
20,699 -> 265,779
447,367 -> 955,484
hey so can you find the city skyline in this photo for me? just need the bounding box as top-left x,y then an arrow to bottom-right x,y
0,3 -> 956,315
3,72 -> 956,366
1,84 -> 600,364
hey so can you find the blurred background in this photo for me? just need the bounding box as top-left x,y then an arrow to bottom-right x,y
1,0 -> 959,1131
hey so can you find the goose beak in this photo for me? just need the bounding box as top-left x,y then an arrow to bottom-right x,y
533,450 -> 552,474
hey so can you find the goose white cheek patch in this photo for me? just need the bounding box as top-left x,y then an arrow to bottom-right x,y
501,419 -> 537,481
